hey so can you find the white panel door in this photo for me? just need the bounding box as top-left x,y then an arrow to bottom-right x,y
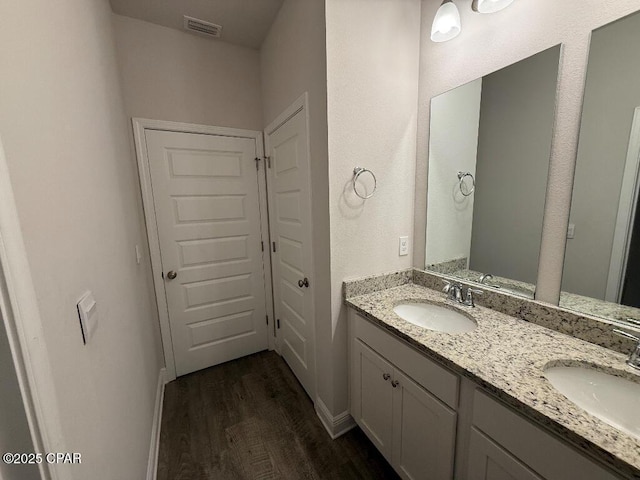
145,130 -> 269,376
265,108 -> 316,399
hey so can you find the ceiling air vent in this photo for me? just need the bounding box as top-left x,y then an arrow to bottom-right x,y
183,15 -> 222,38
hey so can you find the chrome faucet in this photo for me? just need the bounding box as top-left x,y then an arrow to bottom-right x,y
442,280 -> 463,302
443,281 -> 483,308
613,329 -> 640,370
479,273 -> 494,285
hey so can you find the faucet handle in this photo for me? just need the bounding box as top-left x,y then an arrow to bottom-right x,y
442,280 -> 452,293
623,318 -> 640,328
614,329 -> 640,370
465,288 -> 483,307
613,329 -> 640,343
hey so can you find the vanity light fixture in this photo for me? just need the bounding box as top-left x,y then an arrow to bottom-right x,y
431,0 -> 461,43
471,0 -> 515,14
432,0 -> 516,42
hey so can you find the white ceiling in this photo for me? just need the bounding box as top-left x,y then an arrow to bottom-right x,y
109,0 -> 285,49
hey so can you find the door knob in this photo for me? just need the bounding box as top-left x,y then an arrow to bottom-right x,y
298,277 -> 310,288
166,270 -> 177,280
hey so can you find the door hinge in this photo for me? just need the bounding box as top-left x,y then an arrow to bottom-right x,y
272,241 -> 277,253
255,157 -> 260,170
161,271 -> 164,279
277,318 -> 280,329
265,156 -> 271,169
266,315 -> 269,325
261,241 -> 264,252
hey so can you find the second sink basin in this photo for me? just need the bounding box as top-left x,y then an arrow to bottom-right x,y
393,302 -> 477,334
544,364 -> 640,439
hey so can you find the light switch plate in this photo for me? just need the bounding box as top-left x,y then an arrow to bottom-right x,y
399,236 -> 409,256
77,291 -> 98,344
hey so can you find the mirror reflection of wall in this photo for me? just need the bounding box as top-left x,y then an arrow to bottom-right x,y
562,11 -> 640,322
425,46 -> 561,298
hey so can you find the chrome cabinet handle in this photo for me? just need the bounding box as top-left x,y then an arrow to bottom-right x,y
391,380 -> 399,388
166,270 -> 177,280
298,277 -> 310,288
382,373 -> 391,381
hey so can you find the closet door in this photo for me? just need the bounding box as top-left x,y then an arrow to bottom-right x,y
265,101 -> 316,399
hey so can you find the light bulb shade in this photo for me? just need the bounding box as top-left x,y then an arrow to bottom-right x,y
472,0 -> 515,14
431,1 -> 461,43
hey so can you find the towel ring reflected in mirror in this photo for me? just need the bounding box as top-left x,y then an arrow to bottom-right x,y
457,171 -> 475,197
353,167 -> 377,199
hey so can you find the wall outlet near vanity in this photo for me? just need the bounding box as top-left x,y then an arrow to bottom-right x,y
399,236 -> 409,256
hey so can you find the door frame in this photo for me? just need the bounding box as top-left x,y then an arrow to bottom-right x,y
606,107 -> 640,302
0,134 -> 67,480
264,93 -> 317,398
132,118 -> 275,381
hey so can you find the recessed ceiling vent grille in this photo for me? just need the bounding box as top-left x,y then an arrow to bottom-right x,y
183,15 -> 222,38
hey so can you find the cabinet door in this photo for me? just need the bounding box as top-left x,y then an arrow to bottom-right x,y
468,428 -> 543,480
352,339 -> 395,461
392,369 -> 457,480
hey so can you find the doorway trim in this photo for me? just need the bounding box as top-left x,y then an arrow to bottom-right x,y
132,118 -> 275,381
0,135 -> 67,480
606,107 -> 640,302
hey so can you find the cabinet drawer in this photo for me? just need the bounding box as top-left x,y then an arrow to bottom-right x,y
472,390 -> 620,480
350,311 -> 458,409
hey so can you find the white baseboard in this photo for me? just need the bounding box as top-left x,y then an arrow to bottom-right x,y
146,368 -> 167,480
315,397 -> 356,439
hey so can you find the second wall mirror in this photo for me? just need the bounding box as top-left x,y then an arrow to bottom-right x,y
424,45 -> 562,299
562,11 -> 640,326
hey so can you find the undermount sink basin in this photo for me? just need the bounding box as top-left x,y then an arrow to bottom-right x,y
393,302 -> 477,334
544,364 -> 640,439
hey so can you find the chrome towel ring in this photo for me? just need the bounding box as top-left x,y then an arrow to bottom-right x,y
457,171 -> 475,197
353,167 -> 377,199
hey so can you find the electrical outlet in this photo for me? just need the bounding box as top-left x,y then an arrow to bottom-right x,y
399,236 -> 409,256
567,223 -> 575,239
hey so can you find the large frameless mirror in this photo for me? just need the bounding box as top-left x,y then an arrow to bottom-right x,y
424,45 -> 561,299
561,11 -> 640,326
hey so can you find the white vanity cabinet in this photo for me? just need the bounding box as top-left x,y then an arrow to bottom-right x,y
348,309 -> 627,480
349,311 -> 458,480
467,390 -> 620,480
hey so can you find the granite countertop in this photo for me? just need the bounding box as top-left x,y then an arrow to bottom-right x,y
345,283 -> 640,477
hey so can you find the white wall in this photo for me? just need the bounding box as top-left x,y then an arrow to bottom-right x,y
0,0 -> 164,478
113,14 -> 263,131
259,0 -> 332,408
563,11 -> 640,299
426,78 -> 481,266
326,0 -> 421,414
414,0 -> 640,304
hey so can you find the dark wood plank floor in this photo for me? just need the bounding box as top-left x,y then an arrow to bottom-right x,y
158,351 -> 399,480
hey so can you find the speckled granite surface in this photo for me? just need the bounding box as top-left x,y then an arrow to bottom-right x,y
344,282 -> 640,477
427,263 -> 640,326
426,257 -> 468,274
413,268 -> 638,356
